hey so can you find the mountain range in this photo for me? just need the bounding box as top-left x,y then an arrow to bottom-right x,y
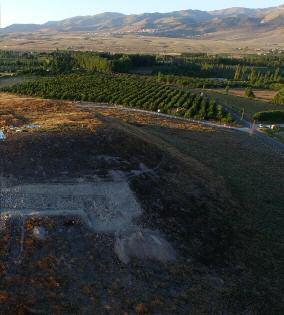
1,5 -> 284,37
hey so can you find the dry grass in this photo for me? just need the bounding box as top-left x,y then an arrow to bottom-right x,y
0,93 -> 103,134
212,88 -> 278,102
95,107 -> 215,133
1,29 -> 284,54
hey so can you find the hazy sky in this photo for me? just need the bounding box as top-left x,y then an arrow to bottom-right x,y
1,0 -> 283,27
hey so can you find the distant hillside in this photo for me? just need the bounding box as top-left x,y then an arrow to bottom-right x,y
1,5 -> 284,37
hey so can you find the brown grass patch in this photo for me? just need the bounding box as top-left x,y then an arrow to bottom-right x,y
0,93 -> 103,135
95,107 -> 216,133
213,88 -> 277,102
1,30 -> 284,55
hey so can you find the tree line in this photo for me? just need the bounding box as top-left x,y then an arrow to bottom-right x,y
254,110 -> 284,123
1,50 -> 282,90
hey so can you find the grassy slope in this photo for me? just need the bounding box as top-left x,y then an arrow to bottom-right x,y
144,125 -> 283,233
0,76 -> 35,89
139,123 -> 284,313
97,107 -> 284,312
100,107 -> 283,236
0,94 -> 283,313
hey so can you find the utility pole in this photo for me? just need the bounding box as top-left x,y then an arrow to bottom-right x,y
241,108 -> 245,121
250,120 -> 256,136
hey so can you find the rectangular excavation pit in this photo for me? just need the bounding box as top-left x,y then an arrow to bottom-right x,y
0,181 -> 142,232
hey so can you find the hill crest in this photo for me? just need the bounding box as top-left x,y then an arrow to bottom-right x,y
1,5 -> 284,37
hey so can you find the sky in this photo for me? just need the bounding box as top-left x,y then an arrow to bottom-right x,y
1,0 -> 284,27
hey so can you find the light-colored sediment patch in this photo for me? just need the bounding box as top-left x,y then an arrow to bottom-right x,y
0,173 -> 176,263
0,177 -> 142,233
115,229 -> 176,264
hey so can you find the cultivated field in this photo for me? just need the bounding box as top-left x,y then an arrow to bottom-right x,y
212,88 -> 278,103
3,74 -> 233,123
189,88 -> 283,120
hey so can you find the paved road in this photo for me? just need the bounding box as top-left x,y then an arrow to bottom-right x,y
77,102 -> 284,154
222,105 -> 251,128
183,87 -> 284,152
222,104 -> 284,153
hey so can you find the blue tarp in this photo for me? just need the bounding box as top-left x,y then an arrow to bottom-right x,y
0,131 -> 6,140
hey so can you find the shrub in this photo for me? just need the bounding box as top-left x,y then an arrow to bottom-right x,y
273,89 -> 284,105
253,110 -> 284,123
244,87 -> 256,98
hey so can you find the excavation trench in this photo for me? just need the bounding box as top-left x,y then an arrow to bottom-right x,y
0,176 -> 176,264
